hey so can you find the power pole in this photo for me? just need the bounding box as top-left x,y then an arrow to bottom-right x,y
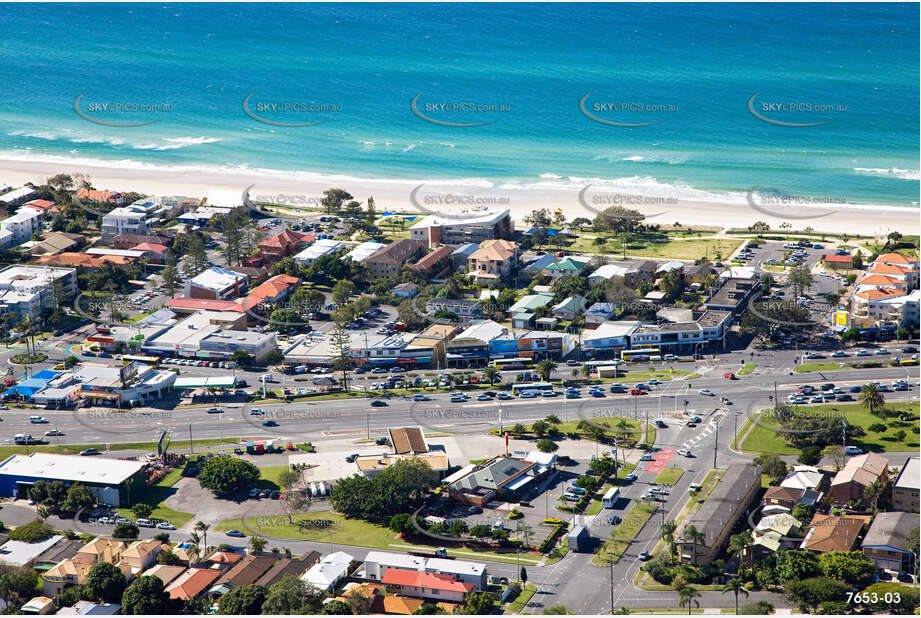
189,423 -> 193,455
713,421 -> 719,469
608,558 -> 615,615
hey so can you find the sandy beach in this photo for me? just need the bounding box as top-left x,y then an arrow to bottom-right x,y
1,157 -> 916,237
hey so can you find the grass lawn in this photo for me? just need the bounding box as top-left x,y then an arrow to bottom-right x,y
738,363 -> 757,376
592,502 -> 657,566
585,463 -> 637,516
654,467 -> 684,485
740,402 -> 920,455
254,466 -> 291,490
118,468 -> 193,527
505,583 -> 536,614
0,437 -> 240,460
795,362 -> 847,373
215,512 -> 540,564
496,417 -> 648,445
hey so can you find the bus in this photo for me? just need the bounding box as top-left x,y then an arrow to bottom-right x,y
121,355 -> 160,366
511,382 -> 553,396
492,357 -> 534,370
621,348 -> 661,362
602,487 -> 620,509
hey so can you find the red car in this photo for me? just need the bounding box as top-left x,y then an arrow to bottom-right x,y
723,372 -> 736,379
629,388 -> 647,396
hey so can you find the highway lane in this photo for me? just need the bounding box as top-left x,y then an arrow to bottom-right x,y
1,364 -> 912,447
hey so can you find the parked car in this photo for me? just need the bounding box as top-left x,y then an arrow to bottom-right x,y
677,448 -> 692,457
638,550 -> 651,561
698,389 -> 714,396
623,473 -> 638,482
79,448 -> 100,456
608,515 -> 622,525
226,529 -> 246,538
261,420 -> 278,427
845,446 -> 864,455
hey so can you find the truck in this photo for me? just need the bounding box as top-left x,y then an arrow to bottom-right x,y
408,547 -> 450,559
14,434 -> 41,445
567,525 -> 591,552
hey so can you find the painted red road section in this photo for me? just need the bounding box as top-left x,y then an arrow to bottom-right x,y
644,447 -> 677,474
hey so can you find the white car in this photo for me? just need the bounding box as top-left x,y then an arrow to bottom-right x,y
677,448 -> 692,457
698,389 -> 715,396
844,446 -> 864,455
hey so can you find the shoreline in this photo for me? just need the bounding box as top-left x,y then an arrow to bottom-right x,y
1,157 -> 916,237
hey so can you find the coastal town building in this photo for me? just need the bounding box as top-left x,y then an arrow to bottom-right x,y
892,456 -> 920,512
409,209 -> 511,247
0,264 -> 77,318
364,239 -> 426,279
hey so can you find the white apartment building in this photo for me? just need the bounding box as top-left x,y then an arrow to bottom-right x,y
0,264 -> 77,318
101,201 -> 157,238
0,207 -> 42,249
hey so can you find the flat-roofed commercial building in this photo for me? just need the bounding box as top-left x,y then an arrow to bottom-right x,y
142,311 -> 275,362
0,453 -> 146,506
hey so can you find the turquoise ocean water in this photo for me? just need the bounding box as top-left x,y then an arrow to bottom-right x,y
0,3 -> 917,206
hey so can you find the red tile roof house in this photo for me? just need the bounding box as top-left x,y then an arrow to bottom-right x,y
131,242 -> 170,264
829,452 -> 890,505
23,199 -> 61,215
165,567 -> 221,601
257,229 -> 315,263
822,254 -> 853,269
76,188 -> 125,205
112,233 -> 171,250
381,568 -> 474,603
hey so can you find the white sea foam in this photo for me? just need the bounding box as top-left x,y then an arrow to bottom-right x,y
853,167 -> 920,181
0,149 -> 912,213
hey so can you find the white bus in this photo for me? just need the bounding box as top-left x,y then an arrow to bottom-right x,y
602,486 -> 620,509
318,481 -> 327,496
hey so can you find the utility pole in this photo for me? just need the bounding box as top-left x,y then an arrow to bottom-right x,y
188,424 -> 193,455
842,418 -> 846,450
366,413 -> 370,440
713,420 -> 719,469
608,558 -> 615,615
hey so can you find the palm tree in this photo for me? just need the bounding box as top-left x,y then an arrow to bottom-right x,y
860,383 -> 886,417
659,520 -> 678,557
682,525 -> 706,566
678,585 -> 701,615
482,366 -> 501,386
615,418 -> 632,443
195,521 -> 210,552
720,578 -> 749,614
864,478 -> 883,511
250,536 -> 267,553
727,531 -> 753,573
536,358 -> 558,382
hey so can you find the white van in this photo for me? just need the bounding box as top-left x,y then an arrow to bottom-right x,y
136,519 -> 155,528
844,446 -> 864,455
309,482 -> 318,497
318,481 -> 327,496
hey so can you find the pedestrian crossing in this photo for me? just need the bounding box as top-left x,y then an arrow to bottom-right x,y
680,412 -> 724,450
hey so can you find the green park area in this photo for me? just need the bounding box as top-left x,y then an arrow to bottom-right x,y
653,467 -> 684,485
118,468 -> 193,527
739,402 -> 920,455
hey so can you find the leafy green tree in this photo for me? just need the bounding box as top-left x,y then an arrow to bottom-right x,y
181,235 -> 209,277
536,438 -> 558,453
60,483 -> 95,513
532,419 -> 550,437
414,603 -> 449,615
0,564 -> 39,608
858,582 -> 919,615
85,562 -> 126,603
775,550 -> 821,582
249,536 -> 267,553
8,519 -> 54,542
261,576 -> 324,615
113,523 -> 139,540
120,575 -> 179,615
132,503 -> 153,519
783,577 -> 849,613
907,526 -> 919,557
460,591 -> 496,615
817,551 -> 875,588
788,265 -> 813,299
331,280 -> 356,306
320,600 -> 352,614
753,455 -> 787,483
162,257 -> 179,298
198,457 -> 260,496
218,584 -> 268,614
791,503 -> 814,526
738,601 -> 774,615
389,513 -> 414,536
